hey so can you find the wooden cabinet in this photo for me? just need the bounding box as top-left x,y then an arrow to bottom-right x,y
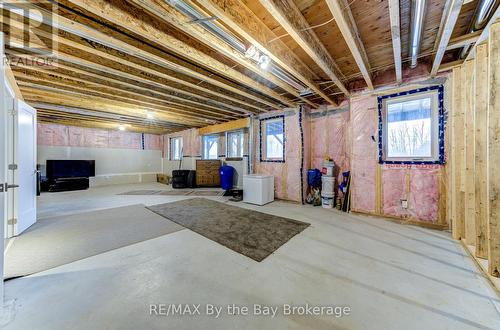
196,160 -> 221,187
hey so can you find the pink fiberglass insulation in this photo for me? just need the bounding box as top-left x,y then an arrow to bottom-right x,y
350,96 -> 378,213
409,168 -> 439,222
253,110 -> 302,202
37,123 -> 69,146
144,134 -> 162,150
382,169 -> 407,217
284,111 -> 302,202
68,126 -> 109,148
109,131 -> 141,149
310,109 -> 350,188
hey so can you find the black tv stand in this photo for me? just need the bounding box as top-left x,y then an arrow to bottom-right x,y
47,177 -> 89,192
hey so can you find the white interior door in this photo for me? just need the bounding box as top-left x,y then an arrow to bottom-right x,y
1,32 -> 7,300
11,100 -> 37,235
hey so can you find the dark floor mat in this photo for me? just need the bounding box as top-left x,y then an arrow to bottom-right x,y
147,198 -> 310,261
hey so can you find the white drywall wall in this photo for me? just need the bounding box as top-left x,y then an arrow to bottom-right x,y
38,146 -> 162,186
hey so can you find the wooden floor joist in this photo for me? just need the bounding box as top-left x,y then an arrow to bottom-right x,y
12,68 -> 240,120
63,0 -> 296,107
193,0 -> 340,104
258,0 -> 351,95
1,10 -> 267,113
128,0 -> 318,108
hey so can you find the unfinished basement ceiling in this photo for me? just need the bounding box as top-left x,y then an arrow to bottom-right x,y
0,0 -> 489,133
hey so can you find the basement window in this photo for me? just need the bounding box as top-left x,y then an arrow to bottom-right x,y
202,135 -> 219,160
260,116 -> 285,162
226,130 -> 244,158
169,137 -> 182,160
378,86 -> 444,164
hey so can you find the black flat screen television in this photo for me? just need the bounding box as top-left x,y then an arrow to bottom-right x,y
46,160 -> 95,179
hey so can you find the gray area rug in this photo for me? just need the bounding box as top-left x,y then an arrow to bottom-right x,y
120,190 -> 224,196
147,198 -> 310,261
5,204 -> 183,280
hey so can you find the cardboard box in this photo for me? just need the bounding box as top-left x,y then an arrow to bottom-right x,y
157,174 -> 171,185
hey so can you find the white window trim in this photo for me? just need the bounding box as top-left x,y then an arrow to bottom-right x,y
202,134 -> 219,160
381,90 -> 440,163
225,130 -> 244,158
169,137 -> 182,161
261,117 -> 285,162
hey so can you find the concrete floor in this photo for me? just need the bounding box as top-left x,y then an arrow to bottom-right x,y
2,182 -> 500,329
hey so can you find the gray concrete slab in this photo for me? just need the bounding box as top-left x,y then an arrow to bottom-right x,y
3,183 -> 500,329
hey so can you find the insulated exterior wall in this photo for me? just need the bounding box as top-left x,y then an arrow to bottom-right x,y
310,108 -> 350,188
253,108 -> 304,202
37,123 -> 163,180
348,77 -> 449,224
350,96 -> 378,213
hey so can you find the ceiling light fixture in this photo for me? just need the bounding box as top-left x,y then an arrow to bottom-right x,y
146,112 -> 155,120
118,125 -> 126,131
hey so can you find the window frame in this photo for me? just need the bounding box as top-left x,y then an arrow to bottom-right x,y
169,137 -> 182,161
260,115 -> 285,163
378,85 -> 445,165
226,130 -> 244,158
202,134 -> 219,160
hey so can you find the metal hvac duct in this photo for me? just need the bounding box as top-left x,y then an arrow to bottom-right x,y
165,0 -> 307,91
460,0 -> 500,58
409,0 -> 427,69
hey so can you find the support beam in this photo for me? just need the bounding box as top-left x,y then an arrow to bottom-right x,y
258,0 -> 351,94
451,66 -> 465,240
431,0 -> 464,76
474,43 -> 489,258
464,60 -> 476,246
324,0 -> 373,89
488,21 -> 500,277
388,0 -> 402,83
198,118 -> 250,135
193,0 -> 340,104
64,0 -> 295,107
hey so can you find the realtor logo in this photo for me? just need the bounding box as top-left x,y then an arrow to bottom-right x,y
1,0 -> 58,68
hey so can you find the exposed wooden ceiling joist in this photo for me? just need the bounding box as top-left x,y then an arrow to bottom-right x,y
19,86 -> 208,127
13,69 -> 239,122
63,0 -> 295,107
258,0 -> 350,98
388,0 -> 402,83
128,0 -> 317,108
324,0 -> 373,90
3,2 -> 280,112
193,0 -> 339,105
431,0 -> 464,76
446,30 -> 482,51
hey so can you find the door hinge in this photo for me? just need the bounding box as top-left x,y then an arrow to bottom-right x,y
8,164 -> 18,170
7,218 -> 17,225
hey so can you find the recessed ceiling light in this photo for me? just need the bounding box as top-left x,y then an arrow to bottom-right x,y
118,125 -> 126,131
146,112 -> 155,120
